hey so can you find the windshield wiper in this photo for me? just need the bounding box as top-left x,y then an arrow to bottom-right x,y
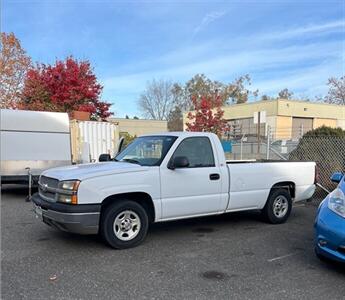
121,158 -> 141,165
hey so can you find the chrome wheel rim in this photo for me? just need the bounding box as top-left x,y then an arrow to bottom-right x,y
113,210 -> 141,241
273,196 -> 288,218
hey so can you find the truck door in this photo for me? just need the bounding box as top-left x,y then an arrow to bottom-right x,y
160,136 -> 222,219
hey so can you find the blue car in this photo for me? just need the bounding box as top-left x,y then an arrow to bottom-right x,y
315,172 -> 345,263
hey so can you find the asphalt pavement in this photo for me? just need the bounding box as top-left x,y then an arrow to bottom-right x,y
1,185 -> 345,300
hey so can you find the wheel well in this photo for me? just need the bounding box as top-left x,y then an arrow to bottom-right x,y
270,181 -> 295,198
101,192 -> 155,223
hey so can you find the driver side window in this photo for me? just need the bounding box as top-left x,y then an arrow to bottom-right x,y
172,137 -> 215,168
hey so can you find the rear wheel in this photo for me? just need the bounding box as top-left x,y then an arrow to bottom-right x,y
100,200 -> 149,249
262,188 -> 292,224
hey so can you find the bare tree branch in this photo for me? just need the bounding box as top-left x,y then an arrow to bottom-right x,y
138,79 -> 177,120
324,76 -> 345,105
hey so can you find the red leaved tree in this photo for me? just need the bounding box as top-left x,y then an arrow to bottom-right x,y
19,57 -> 112,120
185,95 -> 227,136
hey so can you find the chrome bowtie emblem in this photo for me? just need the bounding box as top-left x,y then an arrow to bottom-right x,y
41,183 -> 48,192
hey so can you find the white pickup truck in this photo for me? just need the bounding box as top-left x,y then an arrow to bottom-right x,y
32,132 -> 316,249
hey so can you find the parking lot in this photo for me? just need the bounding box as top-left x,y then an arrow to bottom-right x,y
1,186 -> 345,300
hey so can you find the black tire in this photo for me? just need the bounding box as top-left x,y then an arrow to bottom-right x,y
100,200 -> 149,249
261,188 -> 292,224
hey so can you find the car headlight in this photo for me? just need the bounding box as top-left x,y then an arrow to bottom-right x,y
59,180 -> 80,191
328,188 -> 345,218
57,180 -> 80,204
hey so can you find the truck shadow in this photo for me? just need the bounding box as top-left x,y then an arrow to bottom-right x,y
150,210 -> 264,234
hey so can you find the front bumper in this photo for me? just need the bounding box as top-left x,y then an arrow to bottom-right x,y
31,193 -> 101,235
314,200 -> 345,263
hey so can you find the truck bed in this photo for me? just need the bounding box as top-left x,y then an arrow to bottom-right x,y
225,160 -> 316,211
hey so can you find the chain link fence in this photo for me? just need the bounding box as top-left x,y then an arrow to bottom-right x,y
289,136 -> 345,201
222,127 -> 345,203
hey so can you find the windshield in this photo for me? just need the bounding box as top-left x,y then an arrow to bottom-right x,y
115,136 -> 177,166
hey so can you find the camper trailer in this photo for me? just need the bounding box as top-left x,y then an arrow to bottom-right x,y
0,109 -> 72,184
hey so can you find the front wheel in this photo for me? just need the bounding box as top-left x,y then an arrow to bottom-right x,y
261,188 -> 292,224
100,200 -> 149,249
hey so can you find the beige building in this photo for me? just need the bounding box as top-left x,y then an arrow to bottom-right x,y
184,99 -> 345,140
109,118 -> 168,137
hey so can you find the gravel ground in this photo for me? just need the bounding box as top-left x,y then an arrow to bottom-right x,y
1,185 -> 345,300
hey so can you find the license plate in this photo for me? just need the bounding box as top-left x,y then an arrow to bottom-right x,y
34,205 -> 43,220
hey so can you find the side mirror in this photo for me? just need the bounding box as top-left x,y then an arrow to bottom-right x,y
330,172 -> 343,183
168,156 -> 189,170
99,153 -> 111,162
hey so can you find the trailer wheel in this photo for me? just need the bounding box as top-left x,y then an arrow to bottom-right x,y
261,188 -> 292,224
100,200 -> 149,249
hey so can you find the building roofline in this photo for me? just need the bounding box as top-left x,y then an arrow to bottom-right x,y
224,98 -> 344,108
108,117 -> 167,123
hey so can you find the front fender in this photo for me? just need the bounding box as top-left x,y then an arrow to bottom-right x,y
77,169 -> 161,219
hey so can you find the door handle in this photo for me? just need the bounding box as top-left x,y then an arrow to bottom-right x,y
209,173 -> 220,180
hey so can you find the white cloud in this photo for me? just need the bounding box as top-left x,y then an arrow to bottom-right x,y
103,40 -> 342,89
260,20 -> 345,40
102,19 -> 344,110
193,11 -> 227,36
253,60 -> 342,96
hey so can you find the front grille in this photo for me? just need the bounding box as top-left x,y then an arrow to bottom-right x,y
40,176 -> 59,188
39,176 -> 59,202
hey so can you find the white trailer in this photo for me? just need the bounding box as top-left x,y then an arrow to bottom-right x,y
0,109 -> 72,184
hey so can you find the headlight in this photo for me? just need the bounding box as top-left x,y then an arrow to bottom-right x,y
57,180 -> 80,204
59,180 -> 80,191
328,188 -> 345,218
57,194 -> 74,204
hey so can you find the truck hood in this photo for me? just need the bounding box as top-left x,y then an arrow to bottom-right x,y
41,162 -> 148,181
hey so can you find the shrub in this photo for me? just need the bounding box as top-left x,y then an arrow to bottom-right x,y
289,126 -> 345,195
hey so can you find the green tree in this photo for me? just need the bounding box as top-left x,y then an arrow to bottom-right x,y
261,95 -> 272,101
302,126 -> 345,137
167,106 -> 183,131
228,74 -> 258,104
119,132 -> 136,148
278,88 -> 293,100
175,74 -> 258,110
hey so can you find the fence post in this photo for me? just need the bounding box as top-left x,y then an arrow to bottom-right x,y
266,125 -> 271,160
240,134 -> 246,160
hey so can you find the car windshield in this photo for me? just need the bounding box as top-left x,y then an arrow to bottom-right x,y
115,136 -> 177,166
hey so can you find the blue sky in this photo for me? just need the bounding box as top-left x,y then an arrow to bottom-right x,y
2,0 -> 344,117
